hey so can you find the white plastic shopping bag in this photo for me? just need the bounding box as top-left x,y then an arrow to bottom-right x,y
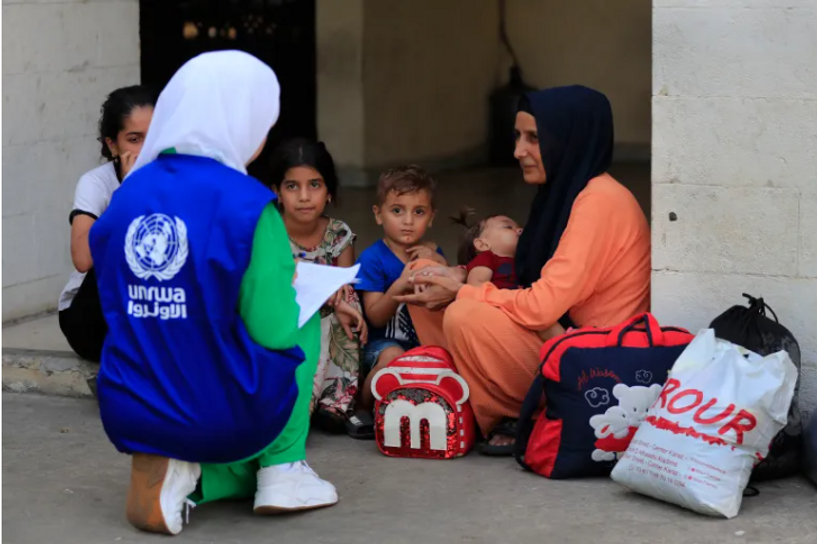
611,329 -> 797,518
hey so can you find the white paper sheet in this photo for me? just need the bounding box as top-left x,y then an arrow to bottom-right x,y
294,262 -> 360,328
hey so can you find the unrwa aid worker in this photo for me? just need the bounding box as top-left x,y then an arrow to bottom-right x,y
89,51 -> 343,536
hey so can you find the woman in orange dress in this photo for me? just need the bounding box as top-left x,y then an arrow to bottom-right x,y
395,86 -> 651,455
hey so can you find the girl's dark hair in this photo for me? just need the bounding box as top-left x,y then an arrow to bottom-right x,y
98,85 -> 157,160
269,138 -> 339,202
451,207 -> 499,266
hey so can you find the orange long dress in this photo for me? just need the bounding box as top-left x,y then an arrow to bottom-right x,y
409,173 -> 651,434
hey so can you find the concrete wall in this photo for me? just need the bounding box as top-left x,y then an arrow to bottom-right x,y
361,0 -> 499,167
651,0 -> 817,417
317,0 -> 499,181
318,0 -> 651,177
2,0 -> 141,321
505,0 -> 652,149
316,0 -> 366,171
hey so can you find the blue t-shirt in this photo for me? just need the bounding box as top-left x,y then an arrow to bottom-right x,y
355,240 -> 444,344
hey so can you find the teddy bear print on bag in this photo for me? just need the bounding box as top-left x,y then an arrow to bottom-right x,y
589,383 -> 663,462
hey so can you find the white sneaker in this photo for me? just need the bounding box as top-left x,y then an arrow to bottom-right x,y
253,461 -> 338,514
126,454 -> 200,535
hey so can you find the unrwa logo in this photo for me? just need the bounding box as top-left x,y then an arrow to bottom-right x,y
125,213 -> 188,281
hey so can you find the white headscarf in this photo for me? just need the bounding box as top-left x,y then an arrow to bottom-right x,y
128,50 -> 280,177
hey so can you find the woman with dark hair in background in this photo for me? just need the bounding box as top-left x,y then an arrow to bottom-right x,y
58,85 -> 156,363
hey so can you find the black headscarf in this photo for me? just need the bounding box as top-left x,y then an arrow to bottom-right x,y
514,85 -> 614,291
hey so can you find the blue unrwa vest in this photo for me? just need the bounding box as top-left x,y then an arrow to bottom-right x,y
89,154 -> 303,464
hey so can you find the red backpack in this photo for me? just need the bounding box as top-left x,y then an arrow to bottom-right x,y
371,346 -> 476,459
515,313 -> 694,478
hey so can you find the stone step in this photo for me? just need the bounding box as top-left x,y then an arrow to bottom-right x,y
2,348 -> 95,398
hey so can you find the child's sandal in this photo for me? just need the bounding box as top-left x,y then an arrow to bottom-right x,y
312,408 -> 347,435
346,412 -> 375,440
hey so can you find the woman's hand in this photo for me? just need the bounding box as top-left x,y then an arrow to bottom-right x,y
410,265 -> 467,284
393,266 -> 466,312
334,300 -> 368,345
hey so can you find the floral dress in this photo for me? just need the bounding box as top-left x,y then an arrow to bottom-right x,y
289,217 -> 362,417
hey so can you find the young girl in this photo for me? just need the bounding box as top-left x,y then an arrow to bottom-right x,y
270,138 -> 369,437
59,85 -> 156,364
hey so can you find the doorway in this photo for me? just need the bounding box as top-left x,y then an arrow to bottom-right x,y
139,0 -> 316,182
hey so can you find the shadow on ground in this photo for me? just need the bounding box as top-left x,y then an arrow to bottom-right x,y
3,394 -> 815,544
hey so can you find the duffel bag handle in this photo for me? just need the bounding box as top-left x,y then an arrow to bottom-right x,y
514,374 -> 545,471
605,312 -> 665,348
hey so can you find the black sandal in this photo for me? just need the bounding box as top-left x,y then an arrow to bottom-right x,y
346,411 -> 375,440
475,418 -> 518,457
312,408 -> 347,434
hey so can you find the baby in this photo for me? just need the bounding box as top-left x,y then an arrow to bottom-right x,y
454,210 -> 522,289
455,209 -> 566,342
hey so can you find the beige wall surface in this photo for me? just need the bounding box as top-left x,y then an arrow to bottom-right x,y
505,0 -> 652,146
318,0 -> 500,174
2,0 -> 141,321
317,0 -> 366,169
651,0 -> 817,417
318,0 -> 651,174
362,0 -> 499,167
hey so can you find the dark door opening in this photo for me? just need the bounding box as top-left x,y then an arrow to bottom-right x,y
139,0 -> 316,183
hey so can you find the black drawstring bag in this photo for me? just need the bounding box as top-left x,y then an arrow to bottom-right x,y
710,294 -> 802,481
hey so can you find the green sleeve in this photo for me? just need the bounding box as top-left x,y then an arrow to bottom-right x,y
238,204 -> 300,350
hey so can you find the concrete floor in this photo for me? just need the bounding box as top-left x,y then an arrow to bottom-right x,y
3,393 -> 816,544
